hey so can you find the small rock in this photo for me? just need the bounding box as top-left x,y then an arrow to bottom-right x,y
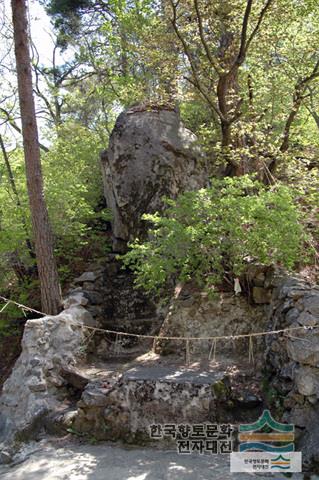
66,305 -> 97,327
63,292 -> 89,308
295,366 -> 319,397
280,362 -> 295,379
253,272 -> 266,287
287,289 -> 307,299
81,388 -> 108,407
74,271 -> 101,283
236,393 -> 262,408
0,450 -> 12,465
285,307 -> 300,323
287,331 -> 319,366
27,377 -> 47,392
252,287 -> 271,304
303,295 -> 319,316
60,366 -> 90,391
307,395 -> 318,405
83,282 -> 97,291
84,291 -> 104,305
288,406 -> 311,427
297,312 -> 318,327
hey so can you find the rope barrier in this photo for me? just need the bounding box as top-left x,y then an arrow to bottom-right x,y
0,294 -> 317,343
0,295 -> 46,316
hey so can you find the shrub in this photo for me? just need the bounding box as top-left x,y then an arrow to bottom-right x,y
122,176 -> 311,294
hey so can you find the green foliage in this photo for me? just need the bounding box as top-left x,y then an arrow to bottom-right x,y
0,122 -> 110,291
2,0 -> 319,309
122,177 -> 311,295
44,122 -> 104,239
43,122 -> 111,281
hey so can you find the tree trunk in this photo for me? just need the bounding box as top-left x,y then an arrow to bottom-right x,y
11,0 -> 62,315
280,93 -> 303,154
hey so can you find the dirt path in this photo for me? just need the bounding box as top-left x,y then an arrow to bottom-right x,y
0,442 -> 304,480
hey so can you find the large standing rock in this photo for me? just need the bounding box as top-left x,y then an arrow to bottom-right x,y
101,105 -> 207,251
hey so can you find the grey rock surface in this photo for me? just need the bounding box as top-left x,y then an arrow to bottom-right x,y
74,271 -> 102,283
74,367 -> 222,441
155,286 -> 267,357
295,366 -> 319,397
101,105 -> 207,251
0,303 -> 90,455
266,275 -> 319,469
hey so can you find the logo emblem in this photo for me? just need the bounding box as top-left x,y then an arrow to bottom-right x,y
230,410 -> 302,473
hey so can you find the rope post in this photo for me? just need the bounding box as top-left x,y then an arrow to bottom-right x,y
152,337 -> 158,354
208,338 -> 217,362
248,335 -> 255,365
185,339 -> 191,366
114,333 -> 121,355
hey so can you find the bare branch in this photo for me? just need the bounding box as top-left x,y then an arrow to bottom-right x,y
169,0 -> 223,120
193,0 -> 221,75
0,107 -> 49,152
237,0 -> 254,64
280,58 -> 319,153
245,0 -> 274,55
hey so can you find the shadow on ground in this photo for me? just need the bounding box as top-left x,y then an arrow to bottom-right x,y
0,442 -> 303,480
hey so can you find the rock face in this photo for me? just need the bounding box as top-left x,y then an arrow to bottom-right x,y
155,282 -> 268,358
101,105 -> 207,251
0,304 -> 91,456
266,276 -> 319,469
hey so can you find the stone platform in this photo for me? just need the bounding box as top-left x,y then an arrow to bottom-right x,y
71,353 -> 264,443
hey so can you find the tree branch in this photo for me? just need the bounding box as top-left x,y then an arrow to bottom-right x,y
280,58 -> 319,153
237,0 -> 253,65
193,0 -> 221,75
169,0 -> 223,120
245,0 -> 274,55
0,107 -> 49,152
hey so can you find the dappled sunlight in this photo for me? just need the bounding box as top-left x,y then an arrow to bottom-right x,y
0,443 -> 296,480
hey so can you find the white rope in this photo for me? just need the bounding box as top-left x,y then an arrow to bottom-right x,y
0,295 -> 317,342
0,295 -> 46,316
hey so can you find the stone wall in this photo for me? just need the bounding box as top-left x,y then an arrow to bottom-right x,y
1,258 -> 318,471
155,266 -> 277,358
64,256 -> 163,356
266,276 -> 319,469
73,367 -> 224,443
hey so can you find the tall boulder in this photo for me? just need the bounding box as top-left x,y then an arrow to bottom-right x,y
101,105 -> 207,252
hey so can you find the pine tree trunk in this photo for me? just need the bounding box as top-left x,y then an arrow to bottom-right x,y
11,0 -> 62,315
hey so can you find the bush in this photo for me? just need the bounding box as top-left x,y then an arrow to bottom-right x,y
122,176 -> 311,294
